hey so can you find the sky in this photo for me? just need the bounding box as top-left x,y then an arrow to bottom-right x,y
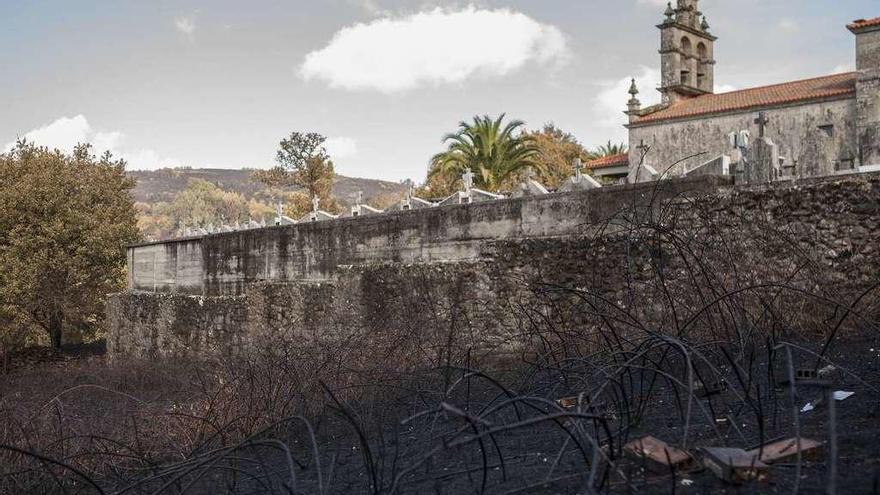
0,0 -> 873,182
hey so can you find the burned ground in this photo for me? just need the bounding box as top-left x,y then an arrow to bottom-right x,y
3,177 -> 880,494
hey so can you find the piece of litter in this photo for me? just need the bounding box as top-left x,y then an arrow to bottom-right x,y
801,402 -> 815,413
833,391 -> 854,401
681,479 -> 694,486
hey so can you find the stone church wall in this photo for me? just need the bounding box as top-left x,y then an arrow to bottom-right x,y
627,96 -> 858,178
109,172 -> 880,360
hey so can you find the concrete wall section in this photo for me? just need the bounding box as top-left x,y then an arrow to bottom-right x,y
128,176 -> 731,296
628,97 -> 858,178
130,240 -> 203,294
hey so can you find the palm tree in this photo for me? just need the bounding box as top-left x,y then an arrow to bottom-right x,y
428,114 -> 539,192
589,141 -> 628,159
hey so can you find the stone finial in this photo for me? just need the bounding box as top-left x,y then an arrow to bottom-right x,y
627,78 -> 642,117
664,2 -> 675,22
311,194 -> 320,213
701,15 -> 710,32
356,190 -> 363,206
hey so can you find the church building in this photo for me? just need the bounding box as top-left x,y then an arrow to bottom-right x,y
617,1 -> 879,183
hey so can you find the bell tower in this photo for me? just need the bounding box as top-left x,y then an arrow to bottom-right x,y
658,0 -> 717,104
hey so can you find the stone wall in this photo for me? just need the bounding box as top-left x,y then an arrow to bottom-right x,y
856,25 -> 880,166
109,172 -> 880,360
128,176 -> 730,296
627,97 -> 859,178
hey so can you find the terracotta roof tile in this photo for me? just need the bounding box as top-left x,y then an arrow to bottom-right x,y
848,17 -> 880,31
631,72 -> 856,125
585,153 -> 628,169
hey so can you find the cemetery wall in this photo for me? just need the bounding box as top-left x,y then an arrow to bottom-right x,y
108,172 -> 880,359
128,175 -> 729,297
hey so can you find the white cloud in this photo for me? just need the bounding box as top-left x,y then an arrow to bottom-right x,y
300,6 -> 569,93
3,115 -> 182,170
324,136 -> 358,160
174,16 -> 196,37
778,18 -> 799,33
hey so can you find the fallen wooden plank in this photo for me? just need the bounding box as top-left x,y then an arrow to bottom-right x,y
623,436 -> 693,474
747,437 -> 823,464
700,447 -> 769,483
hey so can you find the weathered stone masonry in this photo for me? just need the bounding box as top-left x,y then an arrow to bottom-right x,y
108,173 -> 880,360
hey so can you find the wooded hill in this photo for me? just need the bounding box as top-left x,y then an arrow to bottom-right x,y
128,168 -> 407,207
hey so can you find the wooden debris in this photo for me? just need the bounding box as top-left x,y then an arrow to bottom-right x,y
556,396 -> 579,409
694,378 -> 728,398
700,447 -> 769,483
795,368 -> 817,381
623,436 -> 693,473
778,368 -> 831,388
747,437 -> 823,464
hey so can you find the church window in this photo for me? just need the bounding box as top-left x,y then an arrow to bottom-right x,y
680,36 -> 692,56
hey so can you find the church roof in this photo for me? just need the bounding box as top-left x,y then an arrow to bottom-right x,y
848,17 -> 880,31
585,153 -> 629,169
631,72 -> 857,126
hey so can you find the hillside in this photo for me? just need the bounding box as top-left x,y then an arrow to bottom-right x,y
128,168 -> 407,207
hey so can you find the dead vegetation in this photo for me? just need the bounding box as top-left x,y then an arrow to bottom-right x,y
1,178 -> 879,494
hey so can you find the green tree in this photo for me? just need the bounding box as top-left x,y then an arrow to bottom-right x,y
591,141 -> 629,159
0,141 -> 141,349
253,132 -> 337,205
161,179 -> 250,230
526,124 -> 593,189
426,114 -> 538,193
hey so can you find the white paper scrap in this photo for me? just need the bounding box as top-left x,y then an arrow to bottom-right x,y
833,391 -> 854,401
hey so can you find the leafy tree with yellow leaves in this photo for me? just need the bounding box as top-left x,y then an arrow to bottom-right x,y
0,141 -> 141,349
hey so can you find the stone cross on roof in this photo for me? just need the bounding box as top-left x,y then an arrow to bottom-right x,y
312,195 -> 320,213
524,166 -> 535,181
462,169 -> 474,192
356,191 -> 363,206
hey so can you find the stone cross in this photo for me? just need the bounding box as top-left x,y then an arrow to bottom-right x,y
356,191 -> 363,206
573,158 -> 583,181
754,112 -> 769,138
524,166 -> 535,182
462,169 -> 474,192
312,195 -> 320,213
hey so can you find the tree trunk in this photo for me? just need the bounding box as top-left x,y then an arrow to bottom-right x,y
48,312 -> 63,350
